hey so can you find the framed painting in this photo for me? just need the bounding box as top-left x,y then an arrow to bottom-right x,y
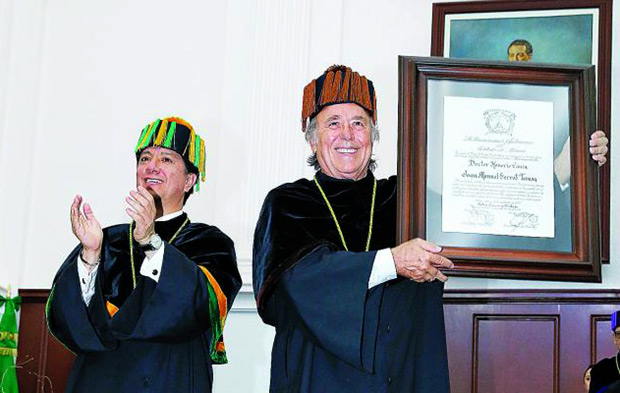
431,0 -> 612,262
397,56 -> 600,281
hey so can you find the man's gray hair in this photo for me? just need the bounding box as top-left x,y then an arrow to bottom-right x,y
304,116 -> 380,171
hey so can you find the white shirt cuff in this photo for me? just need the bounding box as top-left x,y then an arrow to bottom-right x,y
368,248 -> 397,289
139,245 -> 165,282
76,254 -> 99,306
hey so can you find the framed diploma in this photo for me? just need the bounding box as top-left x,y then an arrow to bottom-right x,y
397,56 -> 600,282
430,0 -> 612,262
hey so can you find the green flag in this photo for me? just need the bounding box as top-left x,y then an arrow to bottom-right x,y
0,290 -> 20,393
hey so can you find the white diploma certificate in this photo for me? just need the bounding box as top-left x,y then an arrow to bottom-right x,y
442,96 -> 555,238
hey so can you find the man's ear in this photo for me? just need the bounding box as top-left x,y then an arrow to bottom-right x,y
185,173 -> 198,192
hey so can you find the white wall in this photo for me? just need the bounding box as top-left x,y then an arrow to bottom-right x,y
0,1 -> 617,391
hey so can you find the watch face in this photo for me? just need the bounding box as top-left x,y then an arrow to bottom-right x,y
151,234 -> 163,249
140,234 -> 163,252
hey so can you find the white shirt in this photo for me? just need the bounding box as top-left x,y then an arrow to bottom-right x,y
77,210 -> 183,305
368,248 -> 397,288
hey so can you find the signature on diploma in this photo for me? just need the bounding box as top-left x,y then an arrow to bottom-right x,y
464,205 -> 494,226
508,212 -> 539,229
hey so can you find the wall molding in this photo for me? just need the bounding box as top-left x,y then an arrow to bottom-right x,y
443,289 -> 620,304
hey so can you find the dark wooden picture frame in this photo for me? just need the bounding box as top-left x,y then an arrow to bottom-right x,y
397,56 -> 600,282
430,0 -> 612,262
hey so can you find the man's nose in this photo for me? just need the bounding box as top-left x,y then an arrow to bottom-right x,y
339,124 -> 354,140
145,160 -> 160,172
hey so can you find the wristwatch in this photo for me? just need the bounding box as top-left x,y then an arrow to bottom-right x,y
140,233 -> 163,252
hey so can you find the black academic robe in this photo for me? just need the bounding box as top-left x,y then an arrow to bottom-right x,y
47,213 -> 242,393
590,353 -> 620,393
253,171 -> 450,393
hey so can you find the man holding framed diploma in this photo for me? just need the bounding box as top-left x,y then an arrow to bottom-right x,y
398,56 -> 607,282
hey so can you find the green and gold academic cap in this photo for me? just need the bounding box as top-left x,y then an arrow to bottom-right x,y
134,117 -> 206,191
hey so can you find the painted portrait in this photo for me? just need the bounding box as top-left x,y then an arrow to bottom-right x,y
444,10 -> 597,66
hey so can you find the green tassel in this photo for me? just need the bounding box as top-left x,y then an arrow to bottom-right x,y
153,119 -> 168,146
193,135 -> 202,192
210,346 -> 228,365
137,119 -> 160,152
164,122 -> 176,148
134,125 -> 149,152
194,135 -> 201,167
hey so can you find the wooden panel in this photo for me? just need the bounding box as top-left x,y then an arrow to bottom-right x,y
473,315 -> 558,393
592,315 -> 617,363
444,290 -> 620,393
17,289 -> 73,393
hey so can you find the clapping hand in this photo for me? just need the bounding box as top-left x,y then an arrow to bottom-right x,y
126,186 -> 157,244
70,195 -> 103,264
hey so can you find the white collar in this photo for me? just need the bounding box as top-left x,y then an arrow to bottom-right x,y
156,210 -> 184,222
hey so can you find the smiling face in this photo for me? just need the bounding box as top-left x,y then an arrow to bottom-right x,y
311,103 -> 373,180
136,147 -> 197,214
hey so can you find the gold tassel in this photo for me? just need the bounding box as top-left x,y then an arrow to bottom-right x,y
188,130 -> 196,163
137,121 -> 156,151
153,119 -> 168,146
199,138 -> 206,182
